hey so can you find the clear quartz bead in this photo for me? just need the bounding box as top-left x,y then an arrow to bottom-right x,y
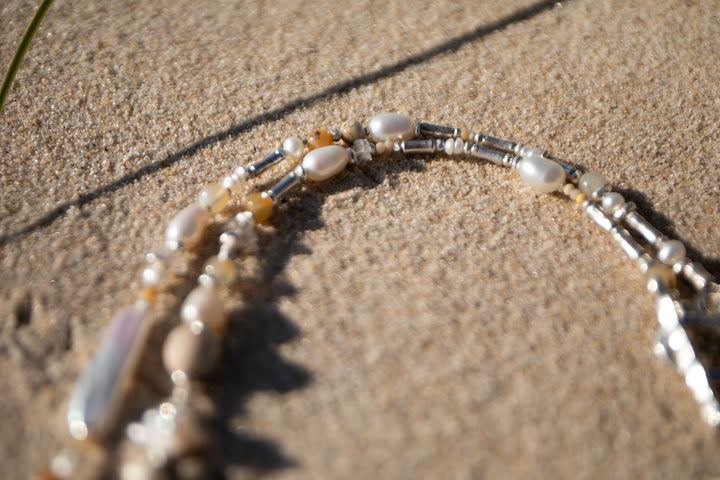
351,139 -> 373,164
578,171 -> 610,198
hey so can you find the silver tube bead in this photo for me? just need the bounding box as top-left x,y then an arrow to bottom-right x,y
682,262 -> 715,291
584,202 -> 614,232
613,201 -> 637,221
265,165 -> 307,201
400,139 -> 443,154
416,122 -> 460,139
624,211 -> 663,246
469,144 -> 508,166
610,226 -> 645,261
247,149 -> 287,178
472,133 -> 519,155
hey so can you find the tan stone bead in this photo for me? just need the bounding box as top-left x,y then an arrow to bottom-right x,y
243,192 -> 273,223
575,193 -> 587,205
307,128 -> 333,150
203,255 -> 236,287
162,323 -> 219,378
460,127 -> 469,141
340,120 -> 365,143
198,183 -> 230,213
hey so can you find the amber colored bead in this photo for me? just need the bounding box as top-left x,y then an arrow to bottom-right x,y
243,192 -> 273,223
140,286 -> 158,304
204,255 -> 236,287
307,128 -> 333,150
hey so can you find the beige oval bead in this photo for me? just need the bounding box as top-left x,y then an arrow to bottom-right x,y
181,286 -> 226,333
162,323 -> 219,378
301,145 -> 350,181
203,255 -> 236,286
198,183 -> 230,213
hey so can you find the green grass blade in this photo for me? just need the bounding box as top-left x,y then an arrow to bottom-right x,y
0,0 -> 56,115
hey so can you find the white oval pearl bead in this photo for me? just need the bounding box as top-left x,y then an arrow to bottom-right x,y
454,138 -> 464,154
181,285 -> 226,333
165,204 -> 209,249
283,136 -> 305,161
601,191 -> 625,213
301,145 -> 350,181
444,138 -> 454,155
368,113 -> 415,142
516,153 -> 565,193
658,239 -> 686,266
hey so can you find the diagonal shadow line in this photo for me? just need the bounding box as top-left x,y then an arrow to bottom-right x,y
0,0 -> 563,247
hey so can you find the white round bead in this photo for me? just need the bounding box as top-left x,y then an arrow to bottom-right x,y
181,285 -> 226,333
444,138 -> 454,155
516,152 -> 565,193
368,113 -> 415,142
301,145 -> 350,181
453,138 -> 464,154
142,262 -> 166,287
658,239 -> 686,266
282,136 -> 305,160
601,192 -> 625,213
165,204 -> 209,249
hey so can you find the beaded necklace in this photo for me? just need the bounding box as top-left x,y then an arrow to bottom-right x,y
45,113 -> 720,479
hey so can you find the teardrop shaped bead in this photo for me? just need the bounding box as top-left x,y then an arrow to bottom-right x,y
516,152 -> 565,193
368,113 -> 415,142
181,285 -> 226,333
165,204 -> 209,249
301,145 -> 351,181
67,308 -> 148,440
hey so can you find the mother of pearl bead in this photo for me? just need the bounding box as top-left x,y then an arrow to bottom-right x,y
301,145 -> 351,181
516,149 -> 566,193
368,113 -> 415,142
67,308 -> 147,439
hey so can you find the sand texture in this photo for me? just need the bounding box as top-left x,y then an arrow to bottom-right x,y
1,0 -> 720,478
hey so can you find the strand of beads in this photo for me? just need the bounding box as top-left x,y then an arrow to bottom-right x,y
55,113 -> 720,480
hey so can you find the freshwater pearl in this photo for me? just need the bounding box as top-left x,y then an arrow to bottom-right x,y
162,323 -> 219,378
368,113 -> 415,142
181,286 -> 226,333
282,136 -> 305,160
516,152 -> 565,193
578,171 -> 610,198
165,204 -> 209,249
658,239 -> 686,266
301,145 -> 350,181
601,192 -> 625,213
198,183 -> 229,213
67,308 -> 146,439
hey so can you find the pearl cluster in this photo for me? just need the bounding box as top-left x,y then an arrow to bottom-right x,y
55,113 -> 720,479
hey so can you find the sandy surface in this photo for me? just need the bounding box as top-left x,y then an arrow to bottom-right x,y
1,0 -> 720,478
